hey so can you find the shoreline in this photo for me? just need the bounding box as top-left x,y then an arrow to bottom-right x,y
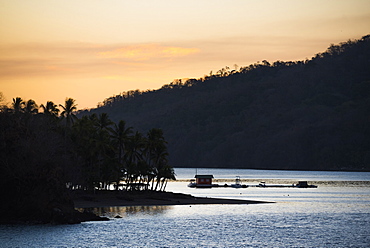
72,190 -> 272,209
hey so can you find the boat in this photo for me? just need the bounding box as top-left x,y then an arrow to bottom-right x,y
187,179 -> 197,188
230,176 -> 248,188
295,181 -> 318,188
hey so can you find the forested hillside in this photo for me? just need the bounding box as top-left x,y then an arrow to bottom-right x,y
85,35 -> 370,171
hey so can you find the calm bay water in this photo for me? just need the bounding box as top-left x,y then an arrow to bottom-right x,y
174,168 -> 370,181
1,169 -> 370,247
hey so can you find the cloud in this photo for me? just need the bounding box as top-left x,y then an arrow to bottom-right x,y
0,42 -> 200,83
98,44 -> 200,61
0,42 -> 104,79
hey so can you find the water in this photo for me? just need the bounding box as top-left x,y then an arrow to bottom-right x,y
174,168 -> 370,181
1,169 -> 370,247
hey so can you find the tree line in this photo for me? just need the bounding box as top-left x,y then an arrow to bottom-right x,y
97,35 -> 370,110
0,96 -> 175,194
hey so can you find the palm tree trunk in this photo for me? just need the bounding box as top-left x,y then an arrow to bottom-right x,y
154,178 -> 160,191
162,179 -> 168,191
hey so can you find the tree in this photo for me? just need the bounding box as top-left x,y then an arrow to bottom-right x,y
159,165 -> 176,191
12,97 -> 25,114
153,144 -> 171,191
60,98 -> 78,127
144,128 -> 172,190
24,99 -> 38,115
70,115 -> 99,189
145,128 -> 166,167
110,120 -> 133,190
41,101 -> 60,118
124,131 -> 145,189
95,113 -> 114,131
93,113 -> 115,189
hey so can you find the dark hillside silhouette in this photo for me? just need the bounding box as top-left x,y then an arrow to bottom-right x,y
85,35 -> 370,171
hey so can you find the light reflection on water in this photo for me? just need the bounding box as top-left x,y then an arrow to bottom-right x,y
1,169 -> 370,247
2,203 -> 369,247
78,205 -> 173,219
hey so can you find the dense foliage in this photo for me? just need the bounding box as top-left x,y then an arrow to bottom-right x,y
69,113 -> 175,191
87,35 -> 370,171
0,98 -> 174,223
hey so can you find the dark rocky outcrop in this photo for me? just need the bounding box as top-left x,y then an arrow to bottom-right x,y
0,178 -> 108,224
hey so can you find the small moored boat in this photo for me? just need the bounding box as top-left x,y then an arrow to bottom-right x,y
188,179 -> 196,188
295,181 -> 318,188
230,176 -> 248,188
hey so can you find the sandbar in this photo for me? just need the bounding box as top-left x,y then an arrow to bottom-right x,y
72,190 -> 272,208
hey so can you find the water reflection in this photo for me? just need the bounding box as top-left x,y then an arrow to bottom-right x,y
78,205 -> 173,218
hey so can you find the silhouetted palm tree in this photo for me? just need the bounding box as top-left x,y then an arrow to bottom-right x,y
145,128 -> 166,166
110,120 -> 133,189
144,128 -> 169,190
71,113 -> 118,190
152,144 -> 170,191
111,120 -> 133,163
136,160 -> 152,185
124,131 -> 145,189
41,101 -> 60,118
159,165 -> 176,191
95,113 -> 113,131
12,97 -> 25,114
95,128 -> 115,190
60,98 -> 77,127
24,99 -> 38,115
71,115 -> 99,189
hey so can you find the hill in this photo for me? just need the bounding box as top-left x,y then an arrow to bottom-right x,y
83,35 -> 370,171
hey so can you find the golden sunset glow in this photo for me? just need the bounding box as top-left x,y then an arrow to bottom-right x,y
98,44 -> 199,60
1,0 -> 369,109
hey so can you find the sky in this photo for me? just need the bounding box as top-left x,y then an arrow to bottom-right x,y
1,0 -> 369,109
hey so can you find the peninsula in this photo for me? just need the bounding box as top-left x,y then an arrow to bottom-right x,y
72,190 -> 272,209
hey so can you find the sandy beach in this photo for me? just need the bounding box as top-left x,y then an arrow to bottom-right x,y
72,190 -> 272,208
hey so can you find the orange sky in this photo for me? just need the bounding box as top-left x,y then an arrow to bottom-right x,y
1,0 -> 369,109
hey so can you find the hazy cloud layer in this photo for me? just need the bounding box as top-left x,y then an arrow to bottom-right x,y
1,0 -> 369,108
